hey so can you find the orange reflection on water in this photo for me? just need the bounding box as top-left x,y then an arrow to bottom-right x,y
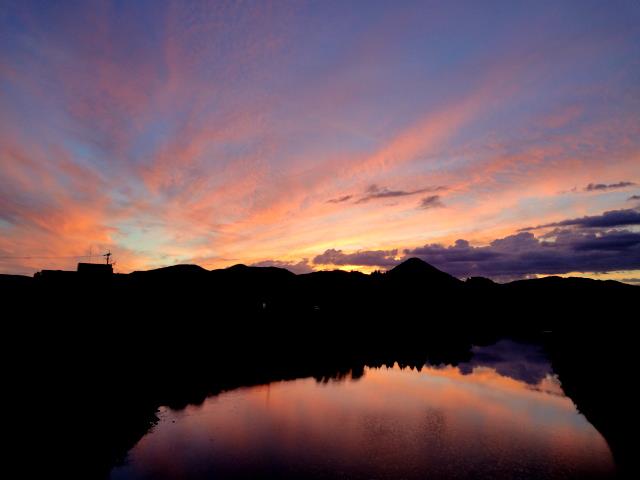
111,364 -> 615,480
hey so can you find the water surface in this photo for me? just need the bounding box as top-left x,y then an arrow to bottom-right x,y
110,340 -> 615,479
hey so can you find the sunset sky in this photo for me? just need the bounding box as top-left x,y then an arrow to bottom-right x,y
1,0 -> 639,282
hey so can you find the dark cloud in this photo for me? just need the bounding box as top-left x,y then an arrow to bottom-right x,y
519,208 -> 640,231
403,229 -> 640,281
621,278 -> 640,285
629,195 -> 640,201
313,248 -> 398,267
326,195 -> 353,204
307,226 -> 640,281
570,231 -> 640,251
250,259 -> 313,274
327,184 -> 446,205
354,184 -> 446,204
267,208 -> 640,281
584,181 -> 635,191
419,195 -> 444,209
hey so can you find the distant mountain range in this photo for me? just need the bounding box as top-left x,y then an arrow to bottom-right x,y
3,257 -> 636,478
3,255 -> 633,290
2,257 -> 635,326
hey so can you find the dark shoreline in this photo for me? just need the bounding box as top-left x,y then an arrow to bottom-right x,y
3,259 -> 636,478
31,329 -> 633,479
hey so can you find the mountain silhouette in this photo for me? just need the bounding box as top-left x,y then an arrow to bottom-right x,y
221,263 -> 296,279
3,256 -> 632,324
3,256 -> 636,478
131,264 -> 209,276
4,257 -> 636,298
386,257 -> 463,287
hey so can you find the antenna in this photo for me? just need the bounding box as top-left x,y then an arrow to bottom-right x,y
104,250 -> 112,265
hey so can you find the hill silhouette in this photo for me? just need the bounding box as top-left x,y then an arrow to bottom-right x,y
4,256 -> 635,294
2,257 -> 636,478
386,256 -> 463,286
130,264 -> 209,276
2,256 -> 636,326
8,256 -> 634,290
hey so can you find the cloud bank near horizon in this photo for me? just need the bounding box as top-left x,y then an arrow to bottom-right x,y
254,208 -> 640,282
